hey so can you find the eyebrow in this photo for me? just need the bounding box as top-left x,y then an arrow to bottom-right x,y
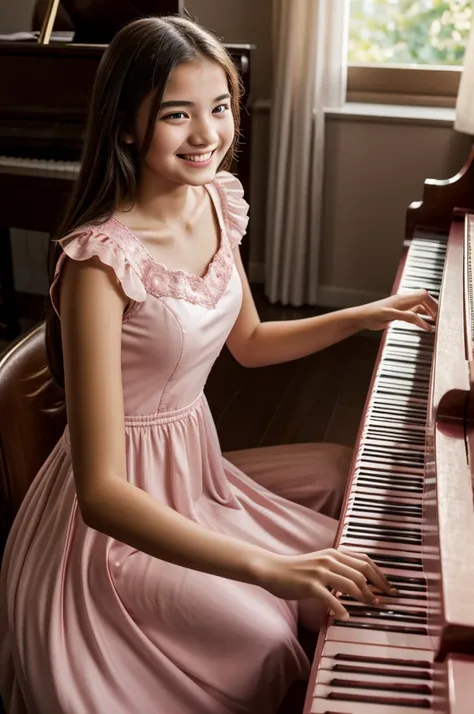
159,93 -> 231,109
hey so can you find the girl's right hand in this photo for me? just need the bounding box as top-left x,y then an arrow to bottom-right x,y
254,547 -> 397,620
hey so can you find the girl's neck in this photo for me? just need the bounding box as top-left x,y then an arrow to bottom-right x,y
120,173 -> 204,229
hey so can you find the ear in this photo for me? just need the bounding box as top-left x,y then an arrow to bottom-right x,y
123,132 -> 134,144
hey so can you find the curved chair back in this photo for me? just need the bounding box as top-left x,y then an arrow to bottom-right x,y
0,323 -> 65,555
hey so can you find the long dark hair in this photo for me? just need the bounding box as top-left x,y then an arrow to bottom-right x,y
44,15 -> 243,392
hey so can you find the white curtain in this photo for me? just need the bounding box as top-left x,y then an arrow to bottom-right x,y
455,9 -> 474,135
265,0 -> 350,306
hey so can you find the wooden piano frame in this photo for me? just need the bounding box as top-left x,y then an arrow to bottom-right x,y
303,145 -> 474,714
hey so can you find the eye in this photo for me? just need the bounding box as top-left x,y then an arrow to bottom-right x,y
213,103 -> 230,114
162,111 -> 188,121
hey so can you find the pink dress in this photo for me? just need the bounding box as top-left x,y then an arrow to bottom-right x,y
0,172 -> 351,714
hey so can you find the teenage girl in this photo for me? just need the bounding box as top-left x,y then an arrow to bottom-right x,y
0,15 -> 437,714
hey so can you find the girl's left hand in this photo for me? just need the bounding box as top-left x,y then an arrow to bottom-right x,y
358,289 -> 438,332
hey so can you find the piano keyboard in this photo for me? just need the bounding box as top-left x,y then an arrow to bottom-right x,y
0,155 -> 80,180
309,236 -> 447,714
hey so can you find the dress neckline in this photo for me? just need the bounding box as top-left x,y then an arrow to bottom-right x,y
109,181 -> 226,285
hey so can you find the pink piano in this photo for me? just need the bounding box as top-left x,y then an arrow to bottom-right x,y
302,151 -> 474,714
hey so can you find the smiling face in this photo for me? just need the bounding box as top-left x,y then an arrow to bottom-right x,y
129,58 -> 235,190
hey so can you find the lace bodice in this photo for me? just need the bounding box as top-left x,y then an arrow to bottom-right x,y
50,171 -> 249,312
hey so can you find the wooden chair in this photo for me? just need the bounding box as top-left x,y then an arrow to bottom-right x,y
0,322 -> 65,557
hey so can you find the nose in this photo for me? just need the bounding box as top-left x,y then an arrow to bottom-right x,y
188,115 -> 219,147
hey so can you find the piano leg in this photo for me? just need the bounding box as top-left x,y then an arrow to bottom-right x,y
0,227 -> 21,339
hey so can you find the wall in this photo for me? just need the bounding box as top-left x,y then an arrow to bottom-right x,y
250,105 -> 473,304
1,1 -> 472,305
0,0 -> 35,33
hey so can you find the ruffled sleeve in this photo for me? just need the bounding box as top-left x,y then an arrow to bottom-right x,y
214,171 -> 249,249
49,225 -> 147,318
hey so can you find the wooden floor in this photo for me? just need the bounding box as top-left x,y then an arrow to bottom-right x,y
206,284 -> 381,452
206,333 -> 380,453
1,285 -> 381,453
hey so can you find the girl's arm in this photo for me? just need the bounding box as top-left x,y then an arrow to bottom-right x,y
226,247 -> 362,367
226,247 -> 437,368
59,257 -> 268,585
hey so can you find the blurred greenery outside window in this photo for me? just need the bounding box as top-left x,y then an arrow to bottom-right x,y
347,0 -> 473,107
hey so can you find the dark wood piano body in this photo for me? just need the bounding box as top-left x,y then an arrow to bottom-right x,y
0,18 -> 253,337
303,149 -> 474,714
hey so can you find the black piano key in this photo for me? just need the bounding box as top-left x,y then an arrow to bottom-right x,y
346,523 -> 424,537
393,583 -> 428,595
375,385 -> 429,395
354,498 -> 422,511
378,372 -> 429,384
359,458 -> 425,468
362,440 -> 426,450
326,691 -> 431,708
329,678 -> 431,695
354,481 -> 422,493
332,619 -> 427,635
359,456 -> 425,468
365,428 -> 426,437
350,506 -> 421,518
366,434 -> 425,445
355,480 -> 423,491
386,572 -> 426,582
377,592 -> 427,601
376,378 -> 429,389
344,606 -> 427,623
363,439 -> 425,454
380,563 -> 423,573
358,467 -> 424,477
333,653 -> 432,669
351,504 -> 423,515
377,371 -> 429,381
366,552 -> 423,565
385,584 -> 427,594
332,663 -> 431,679
342,591 -> 427,602
356,472 -> 424,482
361,441 -> 426,451
356,475 -> 423,487
365,414 -> 426,424
364,435 -> 426,443
375,390 -> 428,401
352,501 -> 422,514
347,523 -> 422,536
368,553 -> 423,569
345,532 -> 422,545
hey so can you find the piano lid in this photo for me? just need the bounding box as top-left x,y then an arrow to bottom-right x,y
33,0 -> 186,44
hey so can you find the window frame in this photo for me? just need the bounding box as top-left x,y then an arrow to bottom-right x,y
346,64 -> 462,107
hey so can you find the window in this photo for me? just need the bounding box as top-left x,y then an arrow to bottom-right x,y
347,0 -> 472,107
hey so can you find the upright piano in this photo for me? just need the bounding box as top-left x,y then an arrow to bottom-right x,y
0,0 -> 253,338
302,151 -> 474,713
